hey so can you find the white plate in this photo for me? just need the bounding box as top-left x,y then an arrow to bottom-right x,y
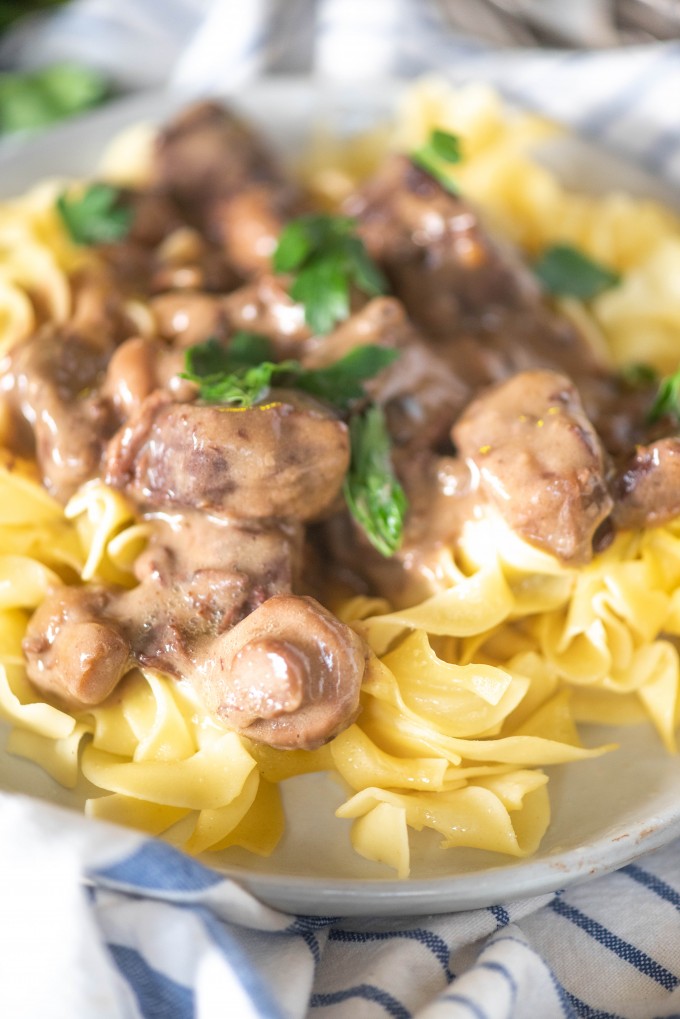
0,78 -> 679,917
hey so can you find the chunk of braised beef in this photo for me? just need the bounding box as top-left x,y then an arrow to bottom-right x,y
452,370 -> 613,563
104,390 -> 350,520
611,437 -> 680,531
345,154 -> 541,338
1,325 -> 120,501
152,101 -> 287,210
302,296 -> 470,450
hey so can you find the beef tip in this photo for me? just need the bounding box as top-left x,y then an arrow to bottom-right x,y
152,101 -> 285,210
577,371 -> 662,460
1,325 -> 118,501
118,511 -> 303,667
345,154 -> 541,339
346,155 -> 605,399
443,305 -> 603,396
453,370 -> 613,563
23,586 -> 131,707
194,594 -> 367,749
104,389 -> 350,520
611,438 -> 680,531
222,274 -> 310,359
303,297 -> 469,450
23,510 -> 304,711
68,269 -> 138,348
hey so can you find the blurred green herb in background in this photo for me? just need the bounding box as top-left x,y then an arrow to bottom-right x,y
0,1 -> 109,134
0,62 -> 109,134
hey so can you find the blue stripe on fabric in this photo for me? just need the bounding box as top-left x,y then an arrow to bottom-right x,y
93,842 -> 224,893
328,928 -> 454,980
489,904 -> 510,929
287,916 -> 340,932
566,994 -> 626,1019
310,984 -> 411,1018
439,994 -> 488,1019
492,934 -> 576,1018
196,907 -> 286,1019
299,930 -> 322,965
579,48 -> 678,135
550,899 -> 679,991
477,960 -> 518,1004
108,943 -> 194,1019
622,864 -> 680,912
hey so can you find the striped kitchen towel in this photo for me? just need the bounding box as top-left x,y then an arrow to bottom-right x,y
1,791 -> 679,1018
2,0 -> 680,185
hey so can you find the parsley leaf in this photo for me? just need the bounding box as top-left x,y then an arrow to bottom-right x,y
343,405 -> 407,557
534,244 -> 621,300
648,367 -> 680,423
412,128 -> 462,192
296,346 -> 399,407
273,214 -> 387,335
182,341 -> 397,410
184,333 -> 274,379
190,361 -> 292,407
56,183 -> 133,245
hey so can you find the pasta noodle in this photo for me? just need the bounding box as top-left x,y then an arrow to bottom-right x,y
0,79 -> 679,878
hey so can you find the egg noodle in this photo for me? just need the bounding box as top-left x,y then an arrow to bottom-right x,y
0,79 -> 679,877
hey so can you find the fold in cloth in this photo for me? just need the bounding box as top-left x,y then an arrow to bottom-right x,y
0,3 -> 679,1017
1,792 -> 679,1019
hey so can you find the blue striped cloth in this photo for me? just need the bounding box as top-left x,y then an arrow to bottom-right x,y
1,3 -> 680,1017
1,790 -> 678,1018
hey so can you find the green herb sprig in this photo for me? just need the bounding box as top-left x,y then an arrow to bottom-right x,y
182,336 -> 398,410
411,128 -> 462,192
648,367 -> 680,423
534,244 -> 621,301
343,405 -> 407,557
273,214 -> 386,335
57,183 -> 133,246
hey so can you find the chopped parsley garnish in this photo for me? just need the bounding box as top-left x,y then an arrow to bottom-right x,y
343,405 -> 407,557
56,183 -> 133,245
184,333 -> 274,378
412,128 -> 462,192
182,339 -> 398,410
273,214 -> 387,335
534,244 -> 621,300
295,345 -> 399,406
648,367 -> 680,423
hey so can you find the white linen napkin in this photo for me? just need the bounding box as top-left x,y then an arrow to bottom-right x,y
0,4 -> 679,1018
